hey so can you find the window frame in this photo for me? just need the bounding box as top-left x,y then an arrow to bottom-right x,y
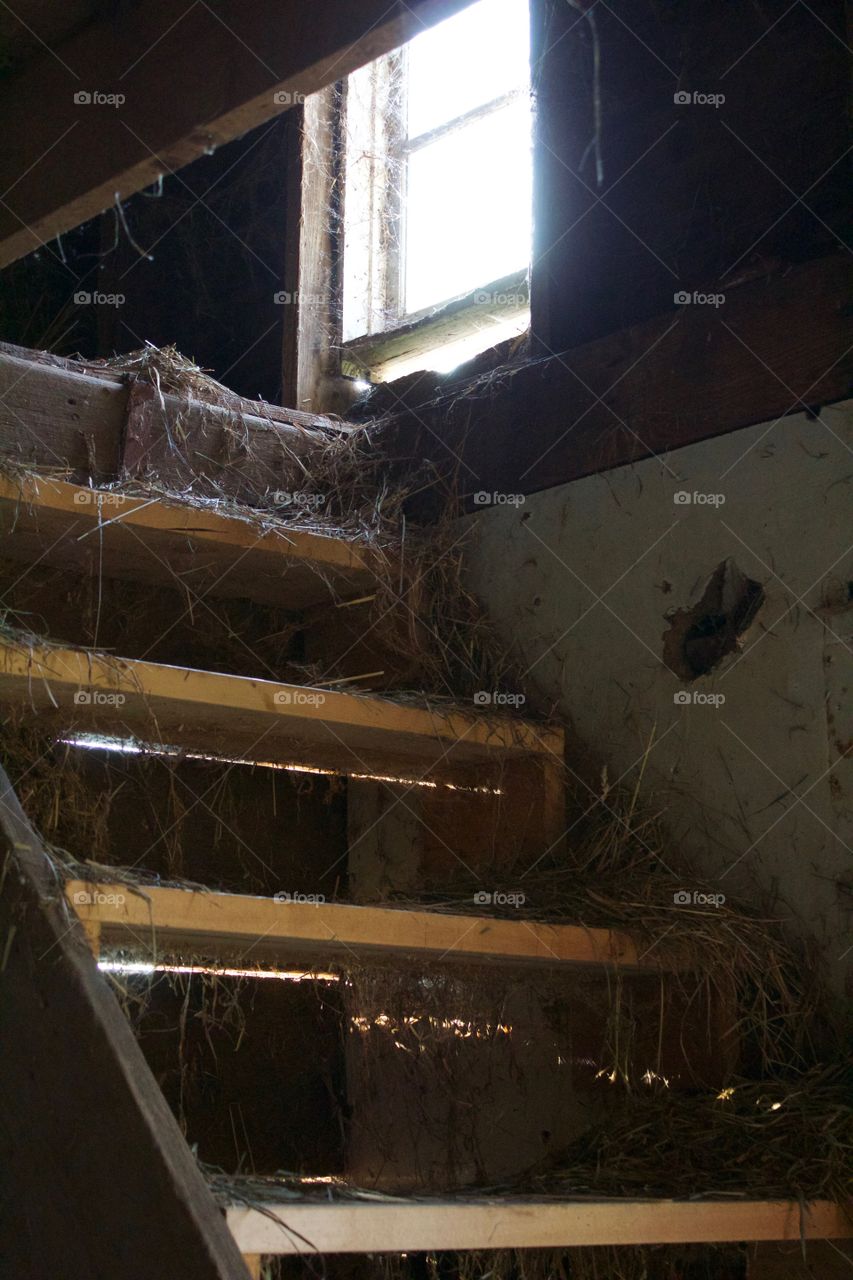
289,4 -> 532,399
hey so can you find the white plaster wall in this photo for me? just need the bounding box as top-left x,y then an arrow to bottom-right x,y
464,401 -> 853,995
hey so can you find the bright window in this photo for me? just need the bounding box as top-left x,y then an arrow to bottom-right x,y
340,0 -> 532,379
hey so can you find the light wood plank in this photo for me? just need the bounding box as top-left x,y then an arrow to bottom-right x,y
0,472 -> 375,609
66,881 -> 666,972
0,640 -> 562,781
225,1197 -> 852,1254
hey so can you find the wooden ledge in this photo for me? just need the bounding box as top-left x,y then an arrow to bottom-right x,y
0,640 -> 562,779
0,472 -> 375,610
224,1197 -> 852,1254
67,881 -> 666,972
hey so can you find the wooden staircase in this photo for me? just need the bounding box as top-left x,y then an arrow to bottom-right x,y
0,474 -> 849,1277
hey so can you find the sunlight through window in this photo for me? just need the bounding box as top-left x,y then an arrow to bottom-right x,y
341,0 -> 531,376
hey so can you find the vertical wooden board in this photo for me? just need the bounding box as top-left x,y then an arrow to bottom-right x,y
344,975 -> 599,1191
347,756 -> 565,900
347,777 -> 425,900
295,88 -> 349,414
0,765 -> 249,1280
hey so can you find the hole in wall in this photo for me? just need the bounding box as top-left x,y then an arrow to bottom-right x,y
663,558 -> 765,680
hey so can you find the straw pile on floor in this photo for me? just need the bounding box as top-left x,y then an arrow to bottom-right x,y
528,1063 -> 851,1203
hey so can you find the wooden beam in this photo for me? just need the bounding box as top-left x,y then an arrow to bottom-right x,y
0,639 -> 562,781
0,0 -> 475,267
0,344 -> 342,501
66,881 -> 668,972
0,346 -> 127,482
379,256 -> 853,508
225,1197 -> 852,1254
0,763 -> 251,1279
0,472 -> 376,610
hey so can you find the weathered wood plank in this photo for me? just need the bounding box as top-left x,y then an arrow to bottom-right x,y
378,257 -> 853,507
0,764 -> 250,1279
0,343 -> 351,502
225,1197 -> 852,1254
0,347 -> 127,481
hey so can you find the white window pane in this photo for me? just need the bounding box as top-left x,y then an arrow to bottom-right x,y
406,0 -> 530,139
404,98 -> 532,314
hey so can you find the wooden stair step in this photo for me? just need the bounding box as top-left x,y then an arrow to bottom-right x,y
67,881 -> 673,972
0,472 -> 375,610
0,640 -> 561,780
224,1196 -> 852,1254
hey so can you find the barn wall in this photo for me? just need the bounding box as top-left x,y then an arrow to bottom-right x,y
464,400 -> 853,999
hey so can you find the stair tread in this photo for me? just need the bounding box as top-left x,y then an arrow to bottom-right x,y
0,639 -> 561,778
222,1194 -> 851,1253
0,472 -> 375,610
68,880 -> 667,971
